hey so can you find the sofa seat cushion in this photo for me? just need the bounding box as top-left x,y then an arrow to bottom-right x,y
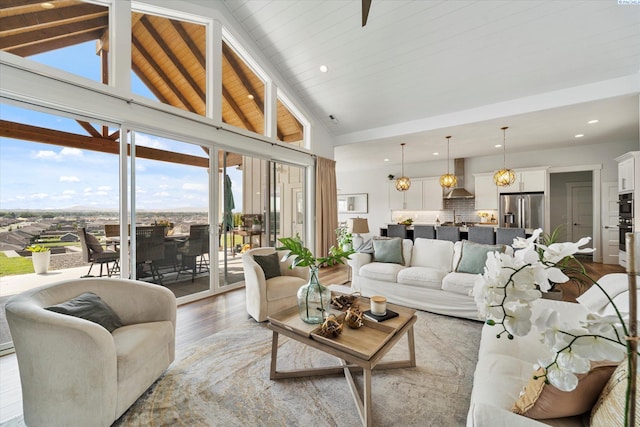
396,266 -> 448,289
360,262 -> 406,283
112,321 -> 174,383
442,271 -> 479,296
265,276 -> 306,301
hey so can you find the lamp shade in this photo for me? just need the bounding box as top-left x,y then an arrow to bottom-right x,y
348,218 -> 369,234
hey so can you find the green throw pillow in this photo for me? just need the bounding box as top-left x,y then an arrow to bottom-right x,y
45,292 -> 123,332
253,253 -> 281,280
456,240 -> 505,274
373,238 -> 404,265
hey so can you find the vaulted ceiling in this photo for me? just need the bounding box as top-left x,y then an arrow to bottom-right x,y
0,0 -> 304,168
221,0 -> 640,171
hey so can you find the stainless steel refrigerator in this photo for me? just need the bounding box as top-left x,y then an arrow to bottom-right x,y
499,192 -> 545,230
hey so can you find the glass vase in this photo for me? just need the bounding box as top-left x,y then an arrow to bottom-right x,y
297,267 -> 331,324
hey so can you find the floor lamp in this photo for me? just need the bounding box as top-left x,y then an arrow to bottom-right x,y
348,217 -> 369,250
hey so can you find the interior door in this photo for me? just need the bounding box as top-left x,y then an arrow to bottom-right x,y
601,181 -> 620,264
568,183 -> 593,248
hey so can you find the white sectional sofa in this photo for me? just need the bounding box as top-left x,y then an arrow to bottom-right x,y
468,273 -> 629,427
347,237 -> 511,321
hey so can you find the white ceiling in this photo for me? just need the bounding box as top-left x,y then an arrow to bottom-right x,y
222,0 -> 640,170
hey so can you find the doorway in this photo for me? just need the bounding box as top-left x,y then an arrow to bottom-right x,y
549,171 -> 593,257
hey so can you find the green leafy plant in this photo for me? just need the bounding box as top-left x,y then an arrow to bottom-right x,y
277,235 -> 353,270
25,244 -> 50,252
335,226 -> 352,247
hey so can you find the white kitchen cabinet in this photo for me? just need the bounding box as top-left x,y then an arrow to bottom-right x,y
499,169 -> 546,193
474,173 -> 498,210
389,180 -> 422,210
421,177 -> 443,210
618,156 -> 634,192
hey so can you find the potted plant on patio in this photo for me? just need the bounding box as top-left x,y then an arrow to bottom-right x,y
26,244 -> 50,274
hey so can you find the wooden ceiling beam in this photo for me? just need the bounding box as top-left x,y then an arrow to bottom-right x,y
171,20 -> 205,68
7,29 -> 104,57
131,62 -> 171,105
132,36 -> 198,114
222,85 -> 257,133
0,4 -> 107,36
0,15 -> 107,51
0,0 -> 78,19
139,16 -> 205,103
222,43 -> 285,141
76,121 -> 101,138
0,120 -> 209,168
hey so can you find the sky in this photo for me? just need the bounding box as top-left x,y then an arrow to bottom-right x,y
0,42 -> 243,212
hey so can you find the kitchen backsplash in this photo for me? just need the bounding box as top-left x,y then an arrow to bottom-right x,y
391,198 -> 498,224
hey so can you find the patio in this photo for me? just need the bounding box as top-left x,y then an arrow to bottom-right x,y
0,250 -> 246,351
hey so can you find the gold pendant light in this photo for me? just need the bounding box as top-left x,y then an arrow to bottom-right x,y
494,126 -> 516,187
395,143 -> 411,191
439,135 -> 457,188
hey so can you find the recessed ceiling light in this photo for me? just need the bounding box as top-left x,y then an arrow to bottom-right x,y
433,152 -> 439,156
495,144 -> 502,148
383,158 -> 389,162
247,94 -> 254,100
587,119 -> 599,124
319,65 -> 328,73
41,2 -> 55,8
575,134 -> 584,138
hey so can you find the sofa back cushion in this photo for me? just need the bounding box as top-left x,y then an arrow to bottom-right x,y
411,238 -> 454,271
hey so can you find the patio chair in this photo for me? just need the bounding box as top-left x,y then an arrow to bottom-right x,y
177,224 -> 210,282
136,226 -> 166,284
78,227 -> 119,277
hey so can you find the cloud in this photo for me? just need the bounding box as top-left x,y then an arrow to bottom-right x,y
33,150 -> 59,160
30,193 -> 49,200
134,134 -> 169,150
97,186 -> 112,191
60,147 -> 82,157
63,190 -> 76,195
60,176 -> 80,182
33,147 -> 83,161
182,183 -> 207,191
153,191 -> 170,197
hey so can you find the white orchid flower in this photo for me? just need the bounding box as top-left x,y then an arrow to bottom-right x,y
512,228 -> 543,249
544,363 -> 579,392
539,237 -> 596,263
503,302 -> 533,336
556,350 -> 591,374
571,331 -> 626,362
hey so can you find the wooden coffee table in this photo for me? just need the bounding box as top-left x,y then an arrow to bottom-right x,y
267,298 -> 417,427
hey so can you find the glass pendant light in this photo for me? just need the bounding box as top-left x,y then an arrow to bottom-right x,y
395,143 -> 411,191
493,126 -> 516,187
439,135 -> 457,188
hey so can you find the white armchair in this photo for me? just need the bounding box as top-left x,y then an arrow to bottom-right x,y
5,278 -> 176,427
242,247 -> 310,322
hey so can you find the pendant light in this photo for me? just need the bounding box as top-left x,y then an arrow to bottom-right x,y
493,126 -> 516,187
439,135 -> 457,188
395,143 -> 411,191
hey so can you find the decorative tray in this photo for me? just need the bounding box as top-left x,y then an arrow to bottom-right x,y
310,313 -> 396,360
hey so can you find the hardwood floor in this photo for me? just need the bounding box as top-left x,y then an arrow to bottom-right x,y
0,260 -> 624,422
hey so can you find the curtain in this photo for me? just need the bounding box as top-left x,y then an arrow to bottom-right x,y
315,156 -> 338,258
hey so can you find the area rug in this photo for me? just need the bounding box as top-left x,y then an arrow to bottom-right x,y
4,311 -> 483,427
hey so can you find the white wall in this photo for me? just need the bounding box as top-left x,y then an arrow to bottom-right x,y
336,139 -> 638,237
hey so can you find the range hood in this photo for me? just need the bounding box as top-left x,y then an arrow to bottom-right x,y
444,158 -> 475,199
